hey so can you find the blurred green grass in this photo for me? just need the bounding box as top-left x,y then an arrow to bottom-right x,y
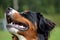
0,26 -> 60,40
0,31 -> 12,40
44,14 -> 60,26
49,26 -> 60,40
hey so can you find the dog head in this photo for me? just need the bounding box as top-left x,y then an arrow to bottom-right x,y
6,7 -> 56,40
6,7 -> 38,40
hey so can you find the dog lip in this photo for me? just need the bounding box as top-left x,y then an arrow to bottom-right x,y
6,22 -> 14,28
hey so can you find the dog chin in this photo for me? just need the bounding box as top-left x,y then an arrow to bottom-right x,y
8,27 -> 19,34
6,23 -> 19,34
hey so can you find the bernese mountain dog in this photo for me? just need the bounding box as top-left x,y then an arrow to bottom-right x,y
6,7 -> 55,40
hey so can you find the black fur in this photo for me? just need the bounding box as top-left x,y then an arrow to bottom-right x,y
20,11 -> 56,40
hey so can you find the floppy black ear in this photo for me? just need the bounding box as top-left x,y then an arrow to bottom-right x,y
37,13 -> 56,40
37,13 -> 56,33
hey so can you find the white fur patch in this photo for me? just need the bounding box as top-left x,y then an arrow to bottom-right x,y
8,9 -> 17,15
8,28 -> 18,34
8,27 -> 26,40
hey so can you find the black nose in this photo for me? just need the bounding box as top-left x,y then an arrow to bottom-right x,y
7,7 -> 12,10
6,7 -> 12,14
8,7 -> 11,10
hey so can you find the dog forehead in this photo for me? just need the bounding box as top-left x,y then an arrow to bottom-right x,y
8,9 -> 19,16
21,11 -> 38,24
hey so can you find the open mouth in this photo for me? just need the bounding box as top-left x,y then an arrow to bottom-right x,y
6,7 -> 29,31
7,17 -> 28,31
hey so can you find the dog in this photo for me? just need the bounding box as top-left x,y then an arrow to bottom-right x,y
6,7 -> 56,40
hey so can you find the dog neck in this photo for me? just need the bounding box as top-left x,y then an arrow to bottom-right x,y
18,35 -> 26,40
14,33 -> 26,40
16,35 -> 38,40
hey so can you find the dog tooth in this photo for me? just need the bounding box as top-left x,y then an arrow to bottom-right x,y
19,25 -> 25,28
10,22 -> 13,24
